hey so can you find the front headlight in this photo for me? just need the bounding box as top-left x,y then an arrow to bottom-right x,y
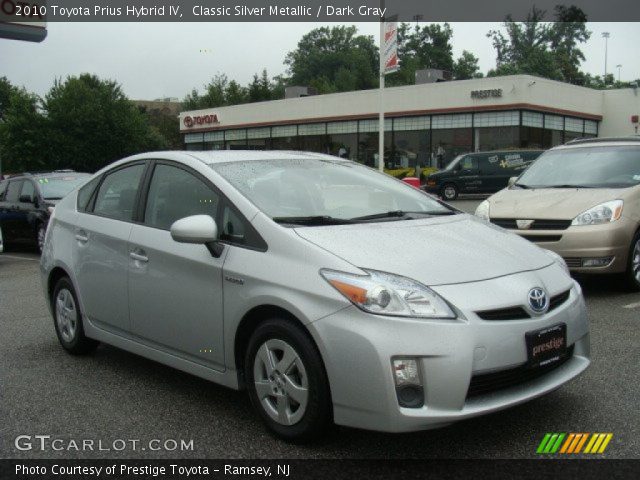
475,200 -> 490,221
544,249 -> 570,275
320,269 -> 456,319
571,200 -> 623,226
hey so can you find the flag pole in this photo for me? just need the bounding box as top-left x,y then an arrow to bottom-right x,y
378,1 -> 385,172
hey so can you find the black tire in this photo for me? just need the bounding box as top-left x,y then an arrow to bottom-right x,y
0,223 -> 4,253
36,222 -> 46,254
52,277 -> 99,355
623,230 -> 640,292
441,183 -> 458,201
244,317 -> 332,442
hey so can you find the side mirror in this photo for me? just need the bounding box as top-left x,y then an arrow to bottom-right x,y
19,194 -> 34,203
170,215 -> 223,257
507,177 -> 518,188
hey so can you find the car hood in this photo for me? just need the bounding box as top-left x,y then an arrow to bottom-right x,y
488,187 -> 630,219
294,214 -> 553,286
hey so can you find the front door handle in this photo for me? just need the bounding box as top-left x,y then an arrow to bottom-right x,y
75,230 -> 89,243
130,250 -> 148,263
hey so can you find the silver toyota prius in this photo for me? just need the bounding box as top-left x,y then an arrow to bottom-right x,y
40,151 -> 590,441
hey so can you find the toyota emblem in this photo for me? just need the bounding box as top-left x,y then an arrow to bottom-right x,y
528,287 -> 549,313
183,116 -> 194,128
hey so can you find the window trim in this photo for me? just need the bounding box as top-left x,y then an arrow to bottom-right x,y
138,159 -> 268,252
85,161 -> 150,223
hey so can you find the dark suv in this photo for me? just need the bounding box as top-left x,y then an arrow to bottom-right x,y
0,171 -> 90,253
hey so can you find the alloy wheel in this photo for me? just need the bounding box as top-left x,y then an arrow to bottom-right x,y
55,288 -> 78,343
253,338 -> 309,426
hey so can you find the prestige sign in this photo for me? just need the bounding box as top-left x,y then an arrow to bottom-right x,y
0,0 -> 47,42
183,114 -> 220,129
470,88 -> 503,99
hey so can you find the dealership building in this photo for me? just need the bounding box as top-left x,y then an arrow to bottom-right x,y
179,74 -> 640,169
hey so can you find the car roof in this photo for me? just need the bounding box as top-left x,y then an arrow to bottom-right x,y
558,136 -> 640,149
7,171 -> 89,180
181,150 -> 347,164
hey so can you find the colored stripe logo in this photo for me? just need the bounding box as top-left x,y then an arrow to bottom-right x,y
537,433 -> 613,454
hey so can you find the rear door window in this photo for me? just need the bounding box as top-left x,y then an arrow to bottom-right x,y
19,181 -> 36,202
5,180 -> 23,202
93,164 -> 146,221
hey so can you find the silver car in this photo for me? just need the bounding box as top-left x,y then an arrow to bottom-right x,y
40,151 -> 590,441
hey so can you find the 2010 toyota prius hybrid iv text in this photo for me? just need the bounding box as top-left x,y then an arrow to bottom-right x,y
40,151 -> 590,441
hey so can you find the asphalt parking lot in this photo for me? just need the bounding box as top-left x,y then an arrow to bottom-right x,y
1,197 -> 639,459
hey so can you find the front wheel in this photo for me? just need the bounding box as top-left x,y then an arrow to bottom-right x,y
245,318 -> 332,442
623,231 -> 640,291
52,277 -> 99,355
441,183 -> 459,201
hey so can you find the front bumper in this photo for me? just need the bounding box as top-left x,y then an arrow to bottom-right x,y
500,217 -> 635,274
309,267 -> 589,433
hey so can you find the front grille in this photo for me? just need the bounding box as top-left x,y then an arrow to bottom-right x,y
476,289 -> 571,321
476,307 -> 530,321
466,345 -> 575,399
563,257 -> 582,268
520,234 -> 562,243
490,219 -> 572,230
549,290 -> 571,312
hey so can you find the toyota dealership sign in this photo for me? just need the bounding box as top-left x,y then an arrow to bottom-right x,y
182,113 -> 220,129
0,0 -> 47,42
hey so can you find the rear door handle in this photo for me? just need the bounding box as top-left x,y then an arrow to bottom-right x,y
75,230 -> 89,243
130,250 -> 148,263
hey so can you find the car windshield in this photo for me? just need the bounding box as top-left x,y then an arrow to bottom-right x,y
444,155 -> 464,171
38,175 -> 90,199
211,158 -> 453,223
516,145 -> 640,188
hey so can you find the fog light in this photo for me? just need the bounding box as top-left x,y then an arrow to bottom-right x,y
392,358 -> 424,408
581,257 -> 613,267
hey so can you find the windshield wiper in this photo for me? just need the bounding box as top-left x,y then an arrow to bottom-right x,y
350,210 -> 455,221
514,183 -> 530,189
272,215 -> 356,226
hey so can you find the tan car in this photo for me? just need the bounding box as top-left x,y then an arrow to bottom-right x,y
476,137 -> 640,290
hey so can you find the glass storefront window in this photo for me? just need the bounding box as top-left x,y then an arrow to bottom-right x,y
392,130 -> 431,169
299,135 -> 328,153
520,126 -> 546,149
431,128 -> 472,168
358,132 -> 392,168
476,126 -> 519,151
327,133 -> 357,160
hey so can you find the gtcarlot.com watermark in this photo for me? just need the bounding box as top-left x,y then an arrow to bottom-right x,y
14,435 -> 194,452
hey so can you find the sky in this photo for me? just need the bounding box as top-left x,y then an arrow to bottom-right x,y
0,22 -> 638,101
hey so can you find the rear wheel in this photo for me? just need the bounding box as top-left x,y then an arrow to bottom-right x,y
245,318 -> 332,442
441,183 -> 458,201
52,277 -> 99,355
624,231 -> 640,291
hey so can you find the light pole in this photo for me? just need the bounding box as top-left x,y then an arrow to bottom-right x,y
602,32 -> 610,85
616,64 -> 622,83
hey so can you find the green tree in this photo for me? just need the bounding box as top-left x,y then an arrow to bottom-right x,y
0,87 -> 47,172
453,50 -> 483,80
225,80 -> 248,105
548,5 -> 591,84
284,25 -> 378,93
487,6 -> 590,84
387,23 -> 455,86
0,76 -> 19,121
43,74 -> 165,172
248,69 -> 273,102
